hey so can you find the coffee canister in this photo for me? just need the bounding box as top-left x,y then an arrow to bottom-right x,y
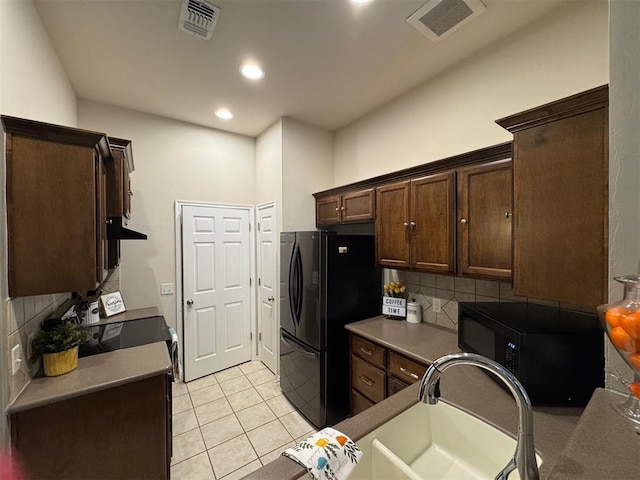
406,299 -> 422,324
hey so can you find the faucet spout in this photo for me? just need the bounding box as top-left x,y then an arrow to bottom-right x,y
419,352 -> 539,480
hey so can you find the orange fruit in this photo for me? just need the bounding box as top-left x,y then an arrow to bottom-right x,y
605,307 -> 630,328
609,326 -> 640,352
629,352 -> 640,371
628,382 -> 640,400
621,311 -> 640,340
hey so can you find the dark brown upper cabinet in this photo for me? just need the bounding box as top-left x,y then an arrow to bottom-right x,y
106,137 -> 134,220
2,115 -> 111,297
375,181 -> 411,268
457,160 -> 513,279
496,85 -> 608,307
316,188 -> 374,226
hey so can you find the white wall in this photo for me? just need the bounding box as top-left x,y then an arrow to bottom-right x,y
0,0 -> 78,444
607,0 -> 640,391
333,1 -> 609,184
256,119 -> 283,230
78,100 -> 255,331
281,117 -> 333,232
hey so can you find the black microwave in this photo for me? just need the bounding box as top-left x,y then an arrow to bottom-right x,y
458,302 -> 604,406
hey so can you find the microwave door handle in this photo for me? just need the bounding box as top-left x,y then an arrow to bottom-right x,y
281,333 -> 317,359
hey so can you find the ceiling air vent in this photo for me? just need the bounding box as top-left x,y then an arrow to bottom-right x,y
178,0 -> 221,40
407,0 -> 486,43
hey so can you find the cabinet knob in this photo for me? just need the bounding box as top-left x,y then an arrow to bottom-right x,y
106,219 -> 113,225
505,212 -> 512,218
410,221 -> 416,227
403,222 -> 409,227
460,218 -> 468,224
335,207 -> 339,211
341,206 -> 345,210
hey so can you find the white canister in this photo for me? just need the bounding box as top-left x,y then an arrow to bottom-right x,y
406,300 -> 422,324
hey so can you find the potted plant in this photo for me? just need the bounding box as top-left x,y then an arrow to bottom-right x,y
32,321 -> 92,377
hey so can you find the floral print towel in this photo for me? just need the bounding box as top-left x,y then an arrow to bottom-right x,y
282,427 -> 362,480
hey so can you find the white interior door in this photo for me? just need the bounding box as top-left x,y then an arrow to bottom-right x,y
182,204 -> 252,382
257,203 -> 278,374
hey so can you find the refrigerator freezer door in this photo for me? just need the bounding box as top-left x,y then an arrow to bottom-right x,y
279,329 -> 326,428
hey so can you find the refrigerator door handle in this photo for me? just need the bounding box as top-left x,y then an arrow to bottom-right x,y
281,333 -> 318,359
291,243 -> 303,326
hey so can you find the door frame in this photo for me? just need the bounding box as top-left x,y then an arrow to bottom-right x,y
174,200 -> 257,379
255,201 -> 279,375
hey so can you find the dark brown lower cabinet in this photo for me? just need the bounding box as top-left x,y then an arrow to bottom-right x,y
350,334 -> 428,415
10,374 -> 171,480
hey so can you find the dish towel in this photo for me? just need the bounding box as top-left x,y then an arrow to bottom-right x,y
282,427 -> 363,480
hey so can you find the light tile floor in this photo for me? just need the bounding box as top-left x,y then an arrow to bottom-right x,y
171,360 -> 317,480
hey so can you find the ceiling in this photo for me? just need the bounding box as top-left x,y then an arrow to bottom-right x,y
33,0 -> 569,137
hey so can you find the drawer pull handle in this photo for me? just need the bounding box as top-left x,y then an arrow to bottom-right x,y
400,367 -> 419,380
360,375 -> 374,387
359,346 -> 373,356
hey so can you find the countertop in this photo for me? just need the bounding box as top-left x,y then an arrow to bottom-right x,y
7,341 -> 171,414
244,316 -> 639,480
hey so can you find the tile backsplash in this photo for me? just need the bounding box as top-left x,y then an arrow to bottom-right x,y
393,270 -> 562,330
5,293 -> 72,403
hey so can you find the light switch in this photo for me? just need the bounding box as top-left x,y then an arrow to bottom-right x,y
161,283 -> 174,295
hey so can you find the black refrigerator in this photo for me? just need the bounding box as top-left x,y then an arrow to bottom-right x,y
279,231 -> 381,428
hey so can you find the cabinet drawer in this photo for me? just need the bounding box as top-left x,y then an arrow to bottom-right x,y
351,355 -> 386,403
387,376 -> 409,397
351,335 -> 386,368
388,351 -> 427,385
351,389 -> 375,416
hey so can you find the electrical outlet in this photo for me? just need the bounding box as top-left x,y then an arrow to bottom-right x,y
161,283 -> 174,295
11,344 -> 22,375
432,298 -> 442,313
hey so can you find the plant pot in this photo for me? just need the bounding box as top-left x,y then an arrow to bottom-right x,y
42,346 -> 79,377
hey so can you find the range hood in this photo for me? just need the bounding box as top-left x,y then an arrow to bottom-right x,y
107,217 -> 148,240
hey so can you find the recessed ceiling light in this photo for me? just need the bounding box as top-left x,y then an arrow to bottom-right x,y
215,108 -> 234,120
350,0 -> 374,5
241,64 -> 265,80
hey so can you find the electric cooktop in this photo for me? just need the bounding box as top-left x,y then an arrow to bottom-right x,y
78,315 -> 171,358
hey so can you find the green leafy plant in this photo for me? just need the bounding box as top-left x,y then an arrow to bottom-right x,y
32,321 -> 92,356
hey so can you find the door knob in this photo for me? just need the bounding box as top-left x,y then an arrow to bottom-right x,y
268,296 -> 275,302
186,299 -> 194,307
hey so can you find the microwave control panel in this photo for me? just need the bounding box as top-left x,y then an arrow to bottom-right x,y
503,339 -> 518,374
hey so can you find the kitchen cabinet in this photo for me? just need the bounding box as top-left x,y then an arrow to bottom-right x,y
315,188 -> 375,226
10,372 -> 170,480
106,137 -> 134,219
496,85 -> 608,306
350,333 -> 428,415
375,173 -> 456,272
375,162 -> 511,279
457,160 -> 512,279
2,116 -> 111,297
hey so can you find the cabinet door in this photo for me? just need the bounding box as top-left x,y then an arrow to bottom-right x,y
6,136 -> 99,296
106,149 -> 125,217
458,161 -> 513,279
375,181 -> 410,268
316,195 -> 341,226
512,109 -> 607,306
342,189 -> 375,223
96,154 -> 109,284
410,172 -> 456,273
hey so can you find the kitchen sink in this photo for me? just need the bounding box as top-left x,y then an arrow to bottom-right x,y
347,401 -> 542,480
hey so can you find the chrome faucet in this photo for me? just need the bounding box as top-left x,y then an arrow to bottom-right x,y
418,352 -> 539,480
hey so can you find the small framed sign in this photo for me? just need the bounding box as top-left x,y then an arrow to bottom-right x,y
99,291 -> 127,317
382,296 -> 407,320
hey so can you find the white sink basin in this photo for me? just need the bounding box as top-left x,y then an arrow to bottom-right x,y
347,401 -> 542,480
